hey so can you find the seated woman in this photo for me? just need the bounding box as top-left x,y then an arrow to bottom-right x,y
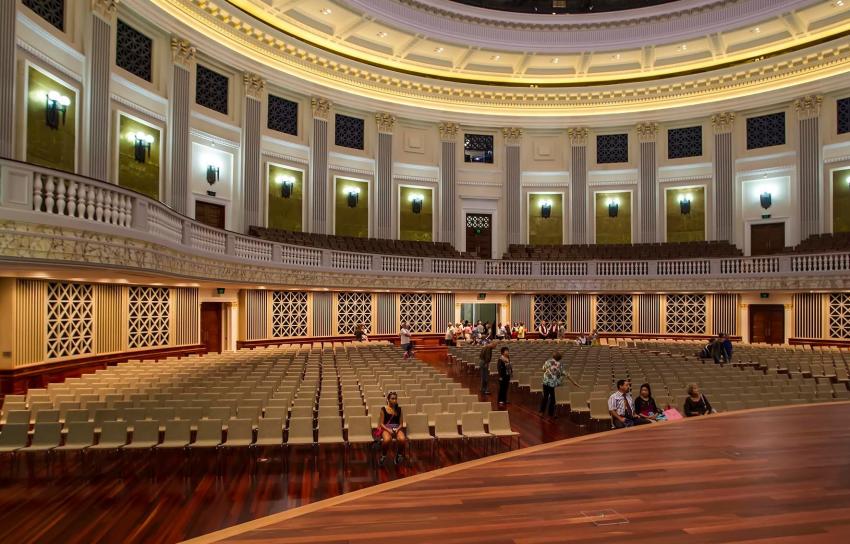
683,383 -> 716,417
354,324 -> 368,342
634,383 -> 664,422
378,391 -> 406,465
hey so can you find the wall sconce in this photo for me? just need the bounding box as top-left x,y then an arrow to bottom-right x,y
760,192 -> 772,210
129,132 -> 154,163
206,165 -> 220,196
45,90 -> 71,130
276,175 -> 295,198
540,200 -> 552,219
346,186 -> 360,208
409,194 -> 424,214
678,194 -> 692,215
607,197 -> 620,218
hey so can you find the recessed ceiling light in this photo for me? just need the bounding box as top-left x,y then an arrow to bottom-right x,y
611,53 -> 621,60
434,47 -> 445,53
491,54 -> 501,61
320,7 -> 332,15
677,44 -> 688,51
376,31 -> 388,38
752,26 -> 761,33
551,57 -> 559,64
833,0 -> 844,7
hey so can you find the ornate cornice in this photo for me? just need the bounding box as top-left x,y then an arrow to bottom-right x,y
711,112 -> 736,134
568,127 -> 589,146
502,127 -> 523,146
243,73 -> 266,101
91,0 -> 118,21
311,97 -> 332,120
636,122 -> 659,142
170,37 -> 196,69
438,122 -> 460,142
794,95 -> 823,120
375,112 -> 396,134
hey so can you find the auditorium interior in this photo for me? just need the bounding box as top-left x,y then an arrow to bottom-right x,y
1,0 -> 850,542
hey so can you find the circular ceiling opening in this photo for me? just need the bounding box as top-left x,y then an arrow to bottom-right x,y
449,0 -> 682,14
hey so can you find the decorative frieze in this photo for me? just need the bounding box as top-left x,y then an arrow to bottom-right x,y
636,122 -> 658,142
170,37 -> 196,68
91,0 -> 118,21
502,127 -> 523,146
794,95 -> 823,120
711,112 -> 735,134
243,72 -> 265,101
375,112 -> 396,134
311,97 -> 332,120
568,127 -> 589,146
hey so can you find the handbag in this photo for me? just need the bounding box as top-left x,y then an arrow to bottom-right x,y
663,408 -> 683,421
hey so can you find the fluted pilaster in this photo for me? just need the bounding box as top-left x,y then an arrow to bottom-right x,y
439,122 -> 459,245
168,38 -> 196,215
310,97 -> 332,233
375,113 -> 395,239
86,1 -> 117,180
569,128 -> 589,244
795,96 -> 823,240
242,73 -> 265,229
503,128 -> 523,245
711,113 -> 735,241
637,122 -> 658,243
0,0 -> 15,158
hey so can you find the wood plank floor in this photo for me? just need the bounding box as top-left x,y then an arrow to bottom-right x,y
190,402 -> 850,544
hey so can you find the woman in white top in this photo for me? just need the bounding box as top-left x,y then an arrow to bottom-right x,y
444,323 -> 455,346
400,323 -> 413,359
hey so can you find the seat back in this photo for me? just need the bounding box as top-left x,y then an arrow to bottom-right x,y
434,413 -> 459,436
30,422 -> 62,448
0,423 -> 29,449
206,406 -> 231,421
404,414 -> 431,438
569,392 -> 589,409
346,415 -> 373,441
287,417 -> 314,443
589,398 -> 610,419
98,421 -> 129,446
4,410 -> 30,425
195,419 -> 223,443
35,409 -> 60,423
257,418 -> 283,443
132,420 -> 160,444
263,406 -> 287,419
224,418 -> 253,444
487,411 -> 513,435
163,419 -> 191,442
461,412 -> 486,434
64,421 -> 96,447
317,417 -> 344,442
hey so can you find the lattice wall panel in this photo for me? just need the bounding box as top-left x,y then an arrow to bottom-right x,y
128,286 -> 170,349
533,295 -> 567,329
46,282 -> 93,359
595,294 -> 633,333
665,294 -> 707,334
400,293 -> 433,333
272,291 -> 308,338
794,293 -> 823,339
828,293 -> 850,339
337,292 -> 373,335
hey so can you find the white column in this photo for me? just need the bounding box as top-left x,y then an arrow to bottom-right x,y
168,38 -> 196,215
503,127 -> 522,246
375,112 -> 395,239
637,122 -> 659,243
795,95 -> 823,240
439,122 -> 459,246
568,128 -> 589,244
242,73 -> 265,230
712,113 -> 735,241
310,97 -> 331,234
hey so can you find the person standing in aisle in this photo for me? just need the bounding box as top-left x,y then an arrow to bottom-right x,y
400,323 -> 413,359
539,352 -> 580,419
479,340 -> 495,396
497,346 -> 512,408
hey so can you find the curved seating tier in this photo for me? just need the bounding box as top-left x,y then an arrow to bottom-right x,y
503,240 -> 743,261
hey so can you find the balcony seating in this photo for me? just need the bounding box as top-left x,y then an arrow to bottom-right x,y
503,240 -> 742,261
249,227 -> 469,258
784,232 -> 850,254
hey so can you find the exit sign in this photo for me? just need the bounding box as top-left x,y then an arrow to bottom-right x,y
760,293 -> 770,299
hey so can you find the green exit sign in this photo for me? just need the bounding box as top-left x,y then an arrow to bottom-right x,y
216,288 -> 226,295
760,293 -> 770,299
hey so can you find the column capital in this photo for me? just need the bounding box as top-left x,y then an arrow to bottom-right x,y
711,112 -> 735,134
794,95 -> 823,120
243,72 -> 265,101
91,0 -> 118,22
438,122 -> 460,142
311,97 -> 332,120
375,112 -> 396,134
501,127 -> 523,146
636,122 -> 658,142
170,37 -> 196,69
568,127 -> 589,146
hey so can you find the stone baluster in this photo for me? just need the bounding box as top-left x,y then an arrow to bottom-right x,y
33,175 -> 43,212
45,177 -> 55,214
95,189 -> 104,222
67,181 -> 77,217
103,191 -> 113,224
85,185 -> 95,219
55,179 -> 66,216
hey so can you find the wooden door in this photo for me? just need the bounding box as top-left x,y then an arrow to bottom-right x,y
195,201 -> 226,229
200,302 -> 223,353
749,305 -> 785,344
750,222 -> 785,256
465,213 -> 492,259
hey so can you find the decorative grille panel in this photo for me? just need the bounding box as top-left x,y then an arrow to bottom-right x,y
128,286 -> 170,348
838,97 -> 850,135
533,294 -> 567,329
268,94 -> 298,136
116,19 -> 152,82
597,134 -> 629,164
46,282 -> 93,359
665,294 -> 707,334
595,294 -> 632,333
195,65 -> 229,115
23,0 -> 64,31
272,291 -> 308,338
334,114 -> 365,150
399,293 -> 433,333
668,126 -> 702,159
464,134 -> 494,163
746,112 -> 785,150
465,214 -> 490,229
828,293 -> 850,339
337,292 -> 372,335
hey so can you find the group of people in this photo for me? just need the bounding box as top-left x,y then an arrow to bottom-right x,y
699,333 -> 734,364
445,321 -> 529,346
608,379 -> 717,428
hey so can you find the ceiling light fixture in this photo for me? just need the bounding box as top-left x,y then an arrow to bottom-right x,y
376,31 -> 387,38
752,26 -> 761,34
612,53 -> 621,60
319,8 -> 332,15
491,54 -> 501,61
433,47 -> 445,53
551,57 -> 559,64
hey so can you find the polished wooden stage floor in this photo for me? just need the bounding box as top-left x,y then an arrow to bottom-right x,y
190,402 -> 850,544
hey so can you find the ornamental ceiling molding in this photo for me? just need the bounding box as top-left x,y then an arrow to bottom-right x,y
394,174 -> 439,184
170,37 -> 196,68
502,128 -> 523,146
189,128 -> 240,149
261,151 -> 309,165
328,165 -> 374,177
658,174 -> 713,184
141,0 -> 850,123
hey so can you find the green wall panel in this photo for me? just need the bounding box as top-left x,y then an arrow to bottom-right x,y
595,191 -> 631,244
26,66 -> 76,172
117,115 -> 161,200
267,165 -> 303,231
833,169 -> 850,234
335,178 -> 369,238
399,186 -> 433,241
665,186 -> 706,242
528,193 -> 563,246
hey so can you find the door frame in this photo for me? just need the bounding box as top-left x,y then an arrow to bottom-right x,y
459,198 -> 499,257
745,218 -> 788,256
747,304 -> 786,344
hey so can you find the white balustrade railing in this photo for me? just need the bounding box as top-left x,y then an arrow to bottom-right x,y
597,261 -> 649,276
234,235 -> 273,261
33,171 -> 133,227
791,253 -> 850,272
656,259 -> 711,276
331,251 -> 372,271
539,261 -> 587,276
190,223 -> 226,254
381,255 -> 423,273
280,244 -> 322,268
485,260 -> 532,276
720,257 -> 780,275
147,204 -> 183,241
432,258 -> 476,275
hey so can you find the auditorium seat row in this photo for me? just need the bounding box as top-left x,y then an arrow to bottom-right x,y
503,240 -> 742,261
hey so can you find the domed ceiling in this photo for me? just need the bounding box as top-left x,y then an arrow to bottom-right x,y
449,0 -> 679,14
